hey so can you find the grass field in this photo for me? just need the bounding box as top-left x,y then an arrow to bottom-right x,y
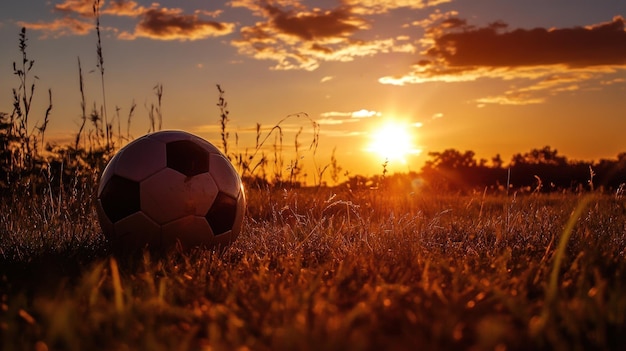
1,183 -> 625,351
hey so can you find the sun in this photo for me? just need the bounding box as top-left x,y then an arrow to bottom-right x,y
367,121 -> 420,163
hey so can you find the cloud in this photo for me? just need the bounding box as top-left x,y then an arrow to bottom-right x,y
425,16 -> 626,69
20,0 -> 139,38
19,0 -> 234,41
475,95 -> 546,106
351,109 -> 381,118
474,71 -> 597,105
380,16 -> 626,105
601,77 -> 626,85
52,0 -> 145,17
103,0 -> 145,17
320,109 -> 381,118
317,109 -> 382,126
269,7 -> 365,41
18,17 -> 93,38
231,1 -> 414,70
320,76 -> 334,83
320,111 -> 353,118
404,9 -> 458,29
232,0 -> 367,39
120,7 -> 235,41
431,113 -> 443,119
53,0 -> 95,17
345,0 -> 452,15
195,9 -> 225,18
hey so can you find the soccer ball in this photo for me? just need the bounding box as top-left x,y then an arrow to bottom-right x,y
95,130 -> 246,252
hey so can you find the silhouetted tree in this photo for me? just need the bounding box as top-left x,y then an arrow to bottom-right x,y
425,149 -> 478,169
417,146 -> 626,193
510,146 -> 567,166
420,149 -> 508,192
491,154 -> 504,168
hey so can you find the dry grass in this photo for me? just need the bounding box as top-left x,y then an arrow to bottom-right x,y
1,187 -> 626,351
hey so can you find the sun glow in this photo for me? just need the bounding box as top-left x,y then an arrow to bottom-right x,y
367,121 -> 421,163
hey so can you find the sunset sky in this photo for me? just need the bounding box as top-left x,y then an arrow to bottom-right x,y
1,0 -> 625,182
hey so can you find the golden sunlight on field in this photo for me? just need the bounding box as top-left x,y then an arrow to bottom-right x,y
366,121 -> 421,164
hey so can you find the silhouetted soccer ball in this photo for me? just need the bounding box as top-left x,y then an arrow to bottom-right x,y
95,130 -> 246,252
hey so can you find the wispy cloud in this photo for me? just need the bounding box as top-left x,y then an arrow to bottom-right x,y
17,17 -> 92,38
53,0 -> 95,17
320,109 -> 381,118
345,0 -> 452,15
601,77 -> 626,85
316,118 -> 357,126
476,71 -> 596,105
351,109 -> 382,118
104,0 -> 146,17
320,111 -> 353,118
317,109 -> 382,126
475,95 -> 546,106
381,16 -> 626,105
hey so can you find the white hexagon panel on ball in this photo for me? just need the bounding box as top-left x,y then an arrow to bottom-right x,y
112,136 -> 166,182
209,153 -> 241,198
113,212 -> 162,248
162,216 -> 215,250
140,168 -> 218,225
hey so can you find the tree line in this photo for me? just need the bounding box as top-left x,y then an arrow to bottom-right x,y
345,146 -> 626,193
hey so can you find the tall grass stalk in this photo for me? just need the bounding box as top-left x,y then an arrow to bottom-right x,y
217,84 -> 230,158
75,57 -> 87,150
36,89 -> 52,149
146,84 -> 163,133
110,257 -> 125,314
532,194 -> 594,335
11,27 -> 36,169
126,100 -> 137,141
93,0 -> 110,149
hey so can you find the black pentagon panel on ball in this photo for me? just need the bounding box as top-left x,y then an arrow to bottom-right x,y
99,175 -> 141,223
166,140 -> 211,177
206,192 -> 238,235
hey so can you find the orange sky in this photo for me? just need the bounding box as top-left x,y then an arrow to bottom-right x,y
1,0 -> 625,183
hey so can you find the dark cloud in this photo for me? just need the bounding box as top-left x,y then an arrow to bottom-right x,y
380,16 -> 626,105
427,16 -> 626,68
266,5 -> 364,40
125,8 -> 235,41
104,0 -> 145,17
